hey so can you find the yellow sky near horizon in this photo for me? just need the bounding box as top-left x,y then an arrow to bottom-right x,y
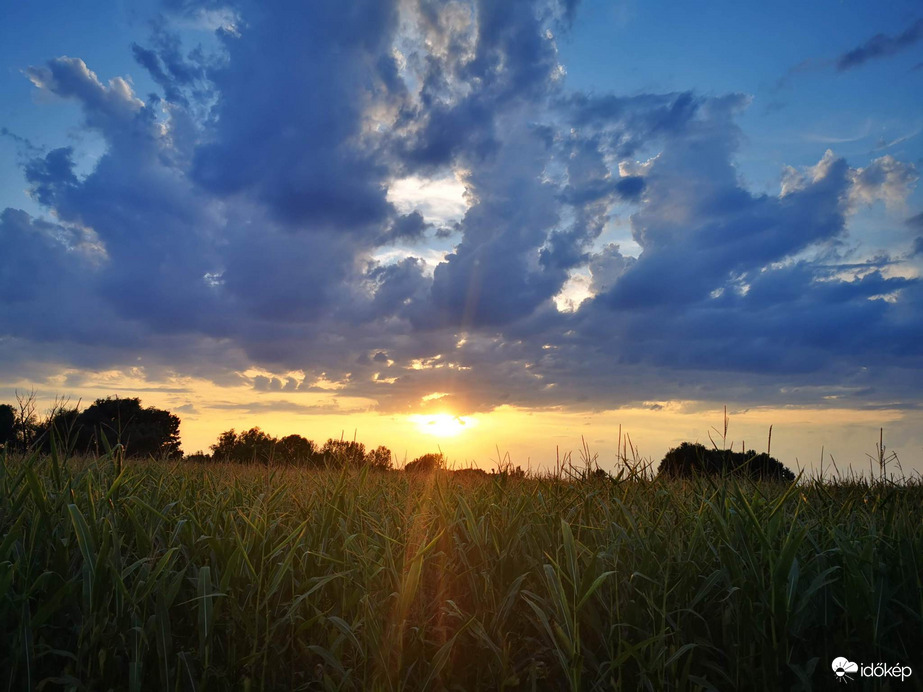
3,371 -> 920,477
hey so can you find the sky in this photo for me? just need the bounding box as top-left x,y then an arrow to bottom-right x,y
1,0 -> 922,475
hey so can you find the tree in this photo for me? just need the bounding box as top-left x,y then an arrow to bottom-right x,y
365,445 -> 393,471
277,434 -> 316,465
657,442 -> 794,481
13,390 -> 39,450
321,439 -> 366,468
211,427 -> 277,464
236,427 -> 277,464
0,404 -> 14,448
69,397 -> 182,458
210,429 -> 240,462
35,402 -> 80,454
404,452 -> 444,474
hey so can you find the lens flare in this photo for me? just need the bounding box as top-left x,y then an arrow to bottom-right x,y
409,413 -> 476,437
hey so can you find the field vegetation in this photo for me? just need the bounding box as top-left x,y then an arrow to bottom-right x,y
2,441 -> 922,691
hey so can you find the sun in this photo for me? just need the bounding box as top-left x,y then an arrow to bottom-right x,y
410,413 -> 477,437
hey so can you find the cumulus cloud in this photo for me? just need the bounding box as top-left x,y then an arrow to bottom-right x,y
1,0 -> 921,420
849,156 -> 919,210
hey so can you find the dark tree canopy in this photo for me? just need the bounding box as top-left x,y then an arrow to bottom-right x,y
278,434 -> 317,464
208,430 -> 388,468
657,442 -> 795,482
321,439 -> 367,468
0,404 -> 14,447
404,452 -> 445,474
452,467 -> 489,481
37,397 -> 182,459
365,445 -> 393,471
211,427 -> 276,464
43,406 -> 79,447
58,397 -> 183,458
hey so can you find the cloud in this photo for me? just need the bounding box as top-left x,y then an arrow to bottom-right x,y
836,18 -> 923,71
24,148 -> 79,207
131,18 -> 210,109
191,0 -> 401,230
384,211 -> 432,242
25,57 -> 145,134
777,18 -> 923,89
2,0 -> 921,422
0,127 -> 43,158
849,155 -> 919,209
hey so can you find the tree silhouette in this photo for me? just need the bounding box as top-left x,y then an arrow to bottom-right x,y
211,427 -> 277,464
0,404 -> 14,448
278,434 -> 317,465
404,452 -> 444,473
321,439 -> 367,468
365,445 -> 393,471
657,442 -> 794,481
210,429 -> 240,462
36,396 -> 181,458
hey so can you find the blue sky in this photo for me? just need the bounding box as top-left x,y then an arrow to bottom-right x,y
1,0 -> 921,469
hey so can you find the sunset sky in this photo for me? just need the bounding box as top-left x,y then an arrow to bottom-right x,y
2,1 -> 922,473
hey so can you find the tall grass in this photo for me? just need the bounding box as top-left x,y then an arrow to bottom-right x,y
2,448 -> 921,690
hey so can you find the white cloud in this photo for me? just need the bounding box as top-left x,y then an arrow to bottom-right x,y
849,155 -> 918,210
387,172 -> 469,226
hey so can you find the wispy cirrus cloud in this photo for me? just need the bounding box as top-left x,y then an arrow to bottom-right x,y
775,17 -> 923,90
836,18 -> 923,71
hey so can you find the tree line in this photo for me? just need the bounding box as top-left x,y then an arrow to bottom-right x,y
0,393 -> 181,459
0,393 -> 447,472
2,393 -> 794,480
199,427 -> 396,470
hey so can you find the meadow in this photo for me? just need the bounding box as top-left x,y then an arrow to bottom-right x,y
2,449 -> 921,691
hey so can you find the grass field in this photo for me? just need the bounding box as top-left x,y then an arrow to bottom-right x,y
2,449 -> 921,690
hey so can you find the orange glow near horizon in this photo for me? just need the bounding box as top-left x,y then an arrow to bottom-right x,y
409,413 -> 477,438
5,371 -> 922,476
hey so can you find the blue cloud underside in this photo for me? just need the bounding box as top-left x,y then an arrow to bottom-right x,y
1,0 -> 921,415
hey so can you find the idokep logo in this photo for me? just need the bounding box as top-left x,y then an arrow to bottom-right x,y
831,658 -> 858,683
831,657 -> 913,683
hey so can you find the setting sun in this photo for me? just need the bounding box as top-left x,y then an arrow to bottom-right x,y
410,413 -> 477,437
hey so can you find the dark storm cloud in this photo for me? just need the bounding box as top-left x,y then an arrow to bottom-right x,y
836,18 -> 923,71
2,0 -> 921,417
384,212 -> 431,242
24,147 -> 78,207
0,209 -> 94,310
426,119 -> 566,327
20,54 -> 226,336
192,0 -> 401,229
131,19 -> 210,109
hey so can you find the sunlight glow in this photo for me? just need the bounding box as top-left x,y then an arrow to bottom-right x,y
409,413 -> 477,437
387,173 -> 469,226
